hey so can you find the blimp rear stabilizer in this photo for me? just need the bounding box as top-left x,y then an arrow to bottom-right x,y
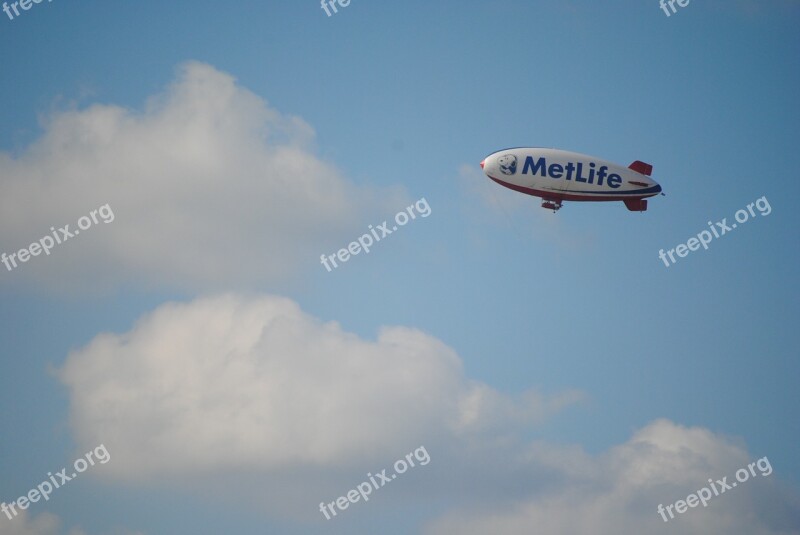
481,148 -> 663,212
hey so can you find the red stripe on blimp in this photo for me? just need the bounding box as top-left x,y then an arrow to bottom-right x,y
488,176 -> 655,203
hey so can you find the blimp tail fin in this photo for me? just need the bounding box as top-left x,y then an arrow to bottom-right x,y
629,161 -> 653,176
624,199 -> 648,212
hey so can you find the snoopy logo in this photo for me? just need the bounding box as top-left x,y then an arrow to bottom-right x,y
498,154 -> 517,175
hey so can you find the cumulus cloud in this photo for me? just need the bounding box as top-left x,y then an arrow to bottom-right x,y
425,419 -> 800,535
54,295 -> 800,528
0,511 -> 61,535
0,62 -> 404,293
57,294 -> 574,482
0,510 -> 139,535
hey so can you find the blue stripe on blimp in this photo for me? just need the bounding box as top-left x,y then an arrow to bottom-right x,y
573,184 -> 662,196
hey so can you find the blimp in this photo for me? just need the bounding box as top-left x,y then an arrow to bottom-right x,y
481,148 -> 663,212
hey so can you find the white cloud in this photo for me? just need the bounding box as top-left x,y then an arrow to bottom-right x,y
0,511 -> 61,535
0,511 -> 143,535
0,62 -> 404,293
57,293 -> 575,482
54,295 -> 800,529
0,510 -> 142,535
424,419 -> 800,535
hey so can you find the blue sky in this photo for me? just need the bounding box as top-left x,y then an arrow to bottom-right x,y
1,1 -> 799,534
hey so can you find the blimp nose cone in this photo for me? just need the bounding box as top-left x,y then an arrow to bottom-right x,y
480,159 -> 485,169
